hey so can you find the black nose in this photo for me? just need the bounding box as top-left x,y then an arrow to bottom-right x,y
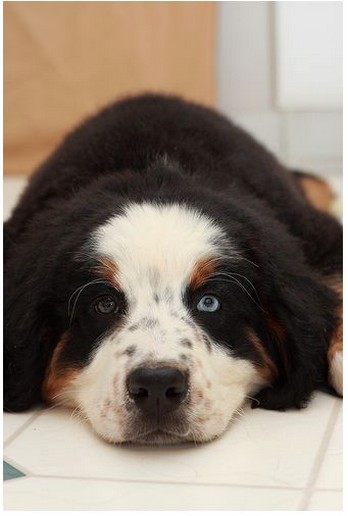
127,367 -> 188,418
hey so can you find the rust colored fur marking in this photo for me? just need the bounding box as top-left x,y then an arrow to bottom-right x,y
42,333 -> 79,404
298,175 -> 334,213
247,328 -> 278,384
93,256 -> 121,288
265,314 -> 291,376
324,275 -> 343,395
190,256 -> 218,290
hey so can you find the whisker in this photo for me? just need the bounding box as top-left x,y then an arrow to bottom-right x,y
216,271 -> 264,310
238,256 -> 259,268
230,413 -> 246,424
70,406 -> 89,425
245,395 -> 260,407
206,273 -> 265,312
213,252 -> 259,269
68,278 -> 113,325
234,406 -> 246,418
226,272 -> 262,306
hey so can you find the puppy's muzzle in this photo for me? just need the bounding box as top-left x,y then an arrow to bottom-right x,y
127,366 -> 188,419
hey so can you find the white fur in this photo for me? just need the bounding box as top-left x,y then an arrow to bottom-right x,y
62,202 -> 264,444
94,202 -> 233,294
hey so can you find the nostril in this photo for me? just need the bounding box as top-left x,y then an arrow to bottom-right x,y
166,386 -> 185,399
133,387 -> 149,400
127,374 -> 149,400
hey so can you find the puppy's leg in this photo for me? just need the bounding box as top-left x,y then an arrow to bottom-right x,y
325,276 -> 343,396
292,171 -> 334,213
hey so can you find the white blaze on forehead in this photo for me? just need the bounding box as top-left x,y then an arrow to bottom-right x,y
93,202 -> 230,289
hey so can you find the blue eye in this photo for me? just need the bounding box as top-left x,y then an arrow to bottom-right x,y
197,295 -> 220,312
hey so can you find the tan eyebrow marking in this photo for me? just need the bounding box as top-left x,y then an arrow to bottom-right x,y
92,256 -> 121,289
190,256 -> 219,290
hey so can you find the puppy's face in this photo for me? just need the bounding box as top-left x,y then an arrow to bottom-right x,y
42,202 -> 269,444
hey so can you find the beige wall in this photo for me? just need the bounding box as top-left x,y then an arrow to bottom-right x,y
4,1 -> 216,175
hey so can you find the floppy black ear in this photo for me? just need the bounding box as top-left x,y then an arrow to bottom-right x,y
4,240 -> 56,412
253,270 -> 337,411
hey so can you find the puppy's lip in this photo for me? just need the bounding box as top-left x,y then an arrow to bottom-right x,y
126,425 -> 192,444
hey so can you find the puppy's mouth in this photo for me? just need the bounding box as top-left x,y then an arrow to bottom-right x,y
127,427 -> 193,445
123,418 -> 193,445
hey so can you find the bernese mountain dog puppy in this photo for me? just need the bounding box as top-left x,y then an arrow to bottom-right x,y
4,94 -> 342,445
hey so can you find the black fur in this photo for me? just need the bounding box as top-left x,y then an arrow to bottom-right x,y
4,93 -> 342,412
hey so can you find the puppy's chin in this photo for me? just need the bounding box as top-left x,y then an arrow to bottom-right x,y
124,430 -> 193,446
95,425 -> 220,446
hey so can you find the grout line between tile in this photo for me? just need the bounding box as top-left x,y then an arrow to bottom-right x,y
4,473 -> 343,493
19,473 -> 307,491
3,411 -> 42,448
3,475 -> 29,485
297,398 -> 342,510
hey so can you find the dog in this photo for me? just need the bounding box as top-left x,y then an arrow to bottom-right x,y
4,94 -> 342,445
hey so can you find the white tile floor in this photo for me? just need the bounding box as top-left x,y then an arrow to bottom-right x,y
3,176 -> 343,511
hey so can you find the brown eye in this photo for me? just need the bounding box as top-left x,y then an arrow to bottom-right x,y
95,296 -> 118,315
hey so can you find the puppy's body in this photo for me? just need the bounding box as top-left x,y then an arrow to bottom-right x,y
4,94 -> 342,444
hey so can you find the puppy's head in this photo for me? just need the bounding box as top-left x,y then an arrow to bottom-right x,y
41,202 -> 267,444
4,177 -> 336,444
